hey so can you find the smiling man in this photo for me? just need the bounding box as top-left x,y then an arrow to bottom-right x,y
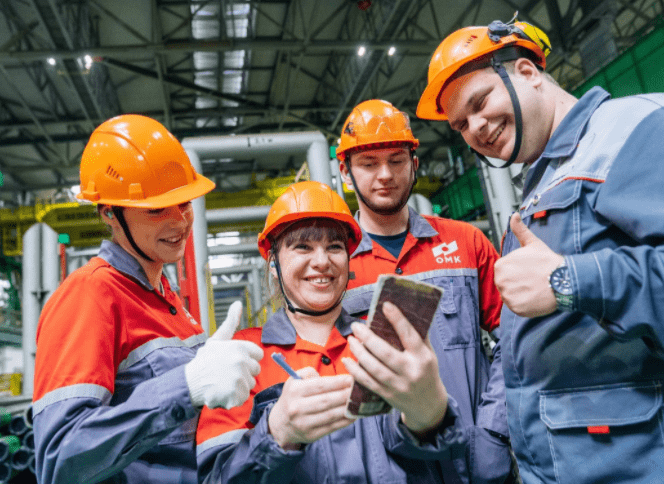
418,20 -> 664,484
337,99 -> 514,484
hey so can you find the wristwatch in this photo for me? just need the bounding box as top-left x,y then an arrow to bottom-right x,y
549,263 -> 574,312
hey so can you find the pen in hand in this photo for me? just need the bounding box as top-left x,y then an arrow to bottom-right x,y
271,352 -> 302,380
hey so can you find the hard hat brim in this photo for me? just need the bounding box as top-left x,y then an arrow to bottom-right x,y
258,211 -> 362,260
77,173 -> 215,209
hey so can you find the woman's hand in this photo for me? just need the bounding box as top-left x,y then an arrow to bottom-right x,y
343,302 -> 448,436
268,368 -> 354,450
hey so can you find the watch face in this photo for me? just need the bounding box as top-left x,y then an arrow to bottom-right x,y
550,266 -> 573,296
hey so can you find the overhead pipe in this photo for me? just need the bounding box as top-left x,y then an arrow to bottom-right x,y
206,206 -> 271,226
208,243 -> 259,256
182,131 -> 333,333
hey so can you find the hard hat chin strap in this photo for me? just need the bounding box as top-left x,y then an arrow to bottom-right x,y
473,54 -> 524,169
273,254 -> 345,317
112,206 -> 155,263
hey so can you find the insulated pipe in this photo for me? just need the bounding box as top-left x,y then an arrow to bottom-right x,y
210,264 -> 259,276
212,282 -> 250,291
21,226 -> 40,398
183,150 -> 211,334
182,131 -> 333,333
407,193 -> 434,216
41,226 -> 59,307
208,243 -> 260,256
250,266 -> 262,320
479,160 -> 521,235
206,206 -> 271,226
331,159 -> 344,198
21,224 -> 59,396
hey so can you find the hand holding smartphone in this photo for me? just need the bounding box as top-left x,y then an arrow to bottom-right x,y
345,275 -> 443,418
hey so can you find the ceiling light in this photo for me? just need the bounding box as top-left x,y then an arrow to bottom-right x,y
47,57 -> 56,66
388,46 -> 396,56
357,46 -> 366,57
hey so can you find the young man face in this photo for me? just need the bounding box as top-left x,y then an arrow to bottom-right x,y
440,58 -> 551,165
340,146 -> 418,216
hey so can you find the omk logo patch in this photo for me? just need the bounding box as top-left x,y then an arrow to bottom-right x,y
432,241 -> 461,263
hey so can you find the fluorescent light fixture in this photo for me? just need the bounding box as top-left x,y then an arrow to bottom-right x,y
357,46 -> 366,57
84,55 -> 93,69
388,46 -> 396,56
47,57 -> 56,66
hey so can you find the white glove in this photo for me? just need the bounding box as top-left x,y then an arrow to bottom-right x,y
185,301 -> 263,409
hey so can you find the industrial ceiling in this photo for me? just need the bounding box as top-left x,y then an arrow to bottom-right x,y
0,0 -> 661,206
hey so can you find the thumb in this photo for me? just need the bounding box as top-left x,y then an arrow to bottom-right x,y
510,212 -> 539,247
212,301 -> 243,341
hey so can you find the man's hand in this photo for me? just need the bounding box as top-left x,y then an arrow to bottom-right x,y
342,302 -> 448,435
494,213 -> 564,317
268,368 -> 354,450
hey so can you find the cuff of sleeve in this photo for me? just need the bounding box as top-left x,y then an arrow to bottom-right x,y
251,404 -> 305,463
386,397 -> 467,459
567,253 -> 605,320
158,365 -> 199,424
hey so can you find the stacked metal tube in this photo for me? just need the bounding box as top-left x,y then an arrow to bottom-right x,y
0,407 -> 36,483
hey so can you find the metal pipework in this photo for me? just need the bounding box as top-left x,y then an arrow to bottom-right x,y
22,224 -> 59,397
206,206 -> 271,226
183,131 -> 332,334
208,243 -> 259,257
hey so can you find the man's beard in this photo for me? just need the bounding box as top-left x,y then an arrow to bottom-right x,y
361,175 -> 413,216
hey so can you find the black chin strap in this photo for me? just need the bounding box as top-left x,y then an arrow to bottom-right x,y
273,253 -> 345,317
473,54 -> 524,169
112,206 -> 155,262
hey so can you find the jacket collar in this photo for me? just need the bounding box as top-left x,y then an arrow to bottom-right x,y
97,239 -> 157,291
261,307 -> 359,345
523,86 -> 611,195
351,206 -> 438,256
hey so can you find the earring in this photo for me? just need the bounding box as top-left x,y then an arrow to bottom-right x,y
269,261 -> 275,269
106,211 -> 113,219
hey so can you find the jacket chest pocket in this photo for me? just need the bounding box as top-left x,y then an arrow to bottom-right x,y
539,381 -> 664,484
431,279 -> 478,348
521,179 -> 584,255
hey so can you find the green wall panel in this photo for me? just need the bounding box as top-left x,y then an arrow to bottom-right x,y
574,21 -> 664,97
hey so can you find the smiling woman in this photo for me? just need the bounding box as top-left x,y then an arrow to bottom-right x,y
32,115 -> 264,484
195,181 -> 466,484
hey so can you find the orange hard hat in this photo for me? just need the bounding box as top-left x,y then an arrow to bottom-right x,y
417,21 -> 550,120
77,114 -> 215,208
336,100 -> 419,161
257,181 -> 362,259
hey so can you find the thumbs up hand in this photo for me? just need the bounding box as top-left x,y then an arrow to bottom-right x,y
185,301 -> 264,409
494,213 -> 564,318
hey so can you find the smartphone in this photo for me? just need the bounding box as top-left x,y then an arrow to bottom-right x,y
345,275 -> 443,418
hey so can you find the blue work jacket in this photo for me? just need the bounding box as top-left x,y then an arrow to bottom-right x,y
197,309 -> 468,484
33,241 -> 204,484
501,87 -> 664,483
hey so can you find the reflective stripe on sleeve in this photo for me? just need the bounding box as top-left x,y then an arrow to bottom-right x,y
33,383 -> 112,415
196,429 -> 248,456
118,333 -> 208,371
